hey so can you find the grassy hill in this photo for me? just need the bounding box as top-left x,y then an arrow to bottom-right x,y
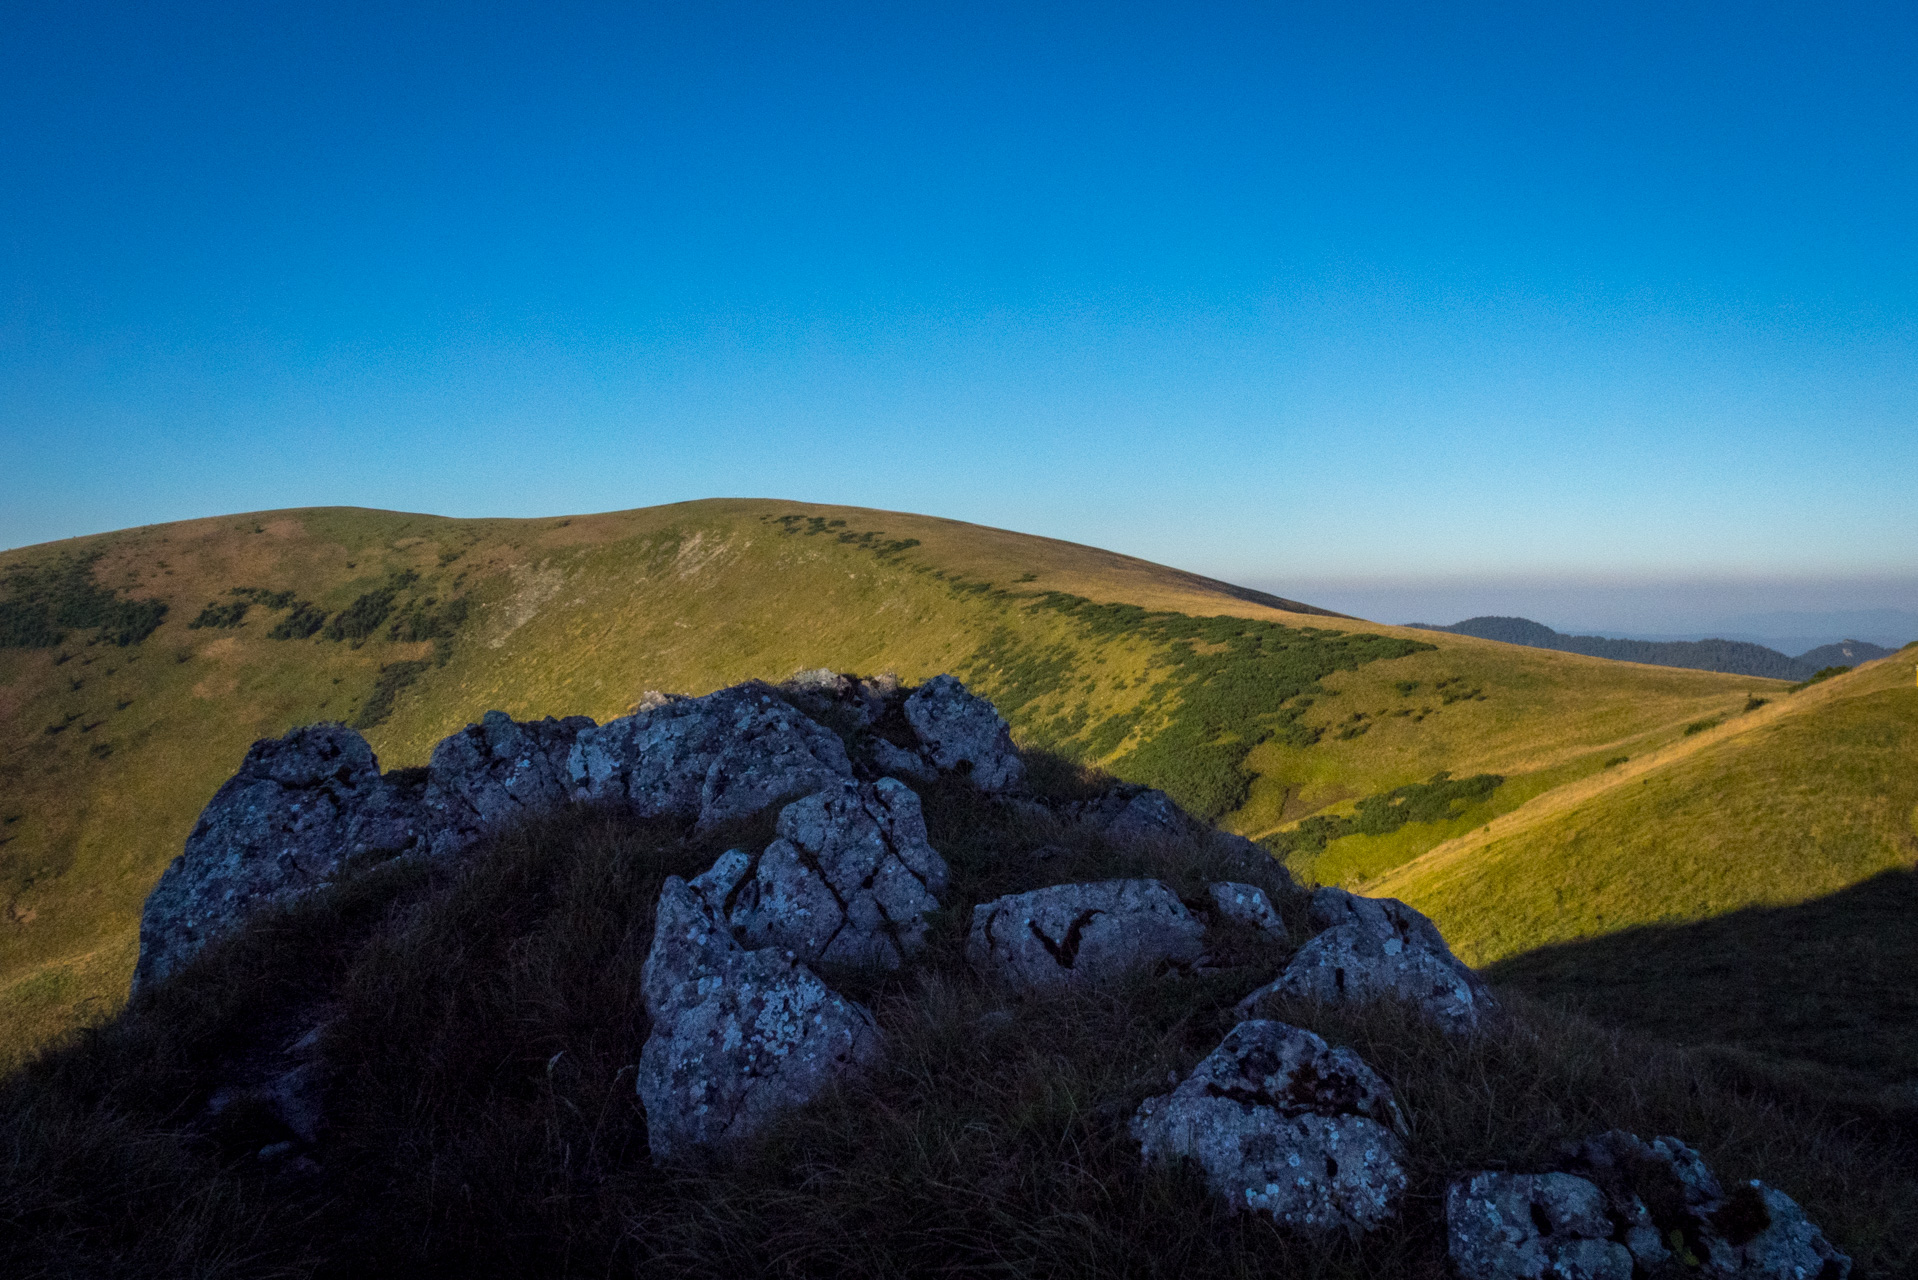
1377,648 -> 1918,1092
0,501 -> 1777,1064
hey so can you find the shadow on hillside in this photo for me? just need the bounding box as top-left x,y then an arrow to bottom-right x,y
1486,868 -> 1918,1089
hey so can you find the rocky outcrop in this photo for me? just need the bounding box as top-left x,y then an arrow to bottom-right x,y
1447,1131 -> 1850,1279
569,682 -> 855,830
1553,1130 -> 1850,1279
422,711 -> 596,858
134,724 -> 426,991
1131,1019 -> 1407,1232
638,873 -> 879,1161
694,778 -> 950,969
1446,1172 -> 1634,1280
966,879 -> 1205,991
1238,887 -> 1495,1032
900,674 -> 1025,791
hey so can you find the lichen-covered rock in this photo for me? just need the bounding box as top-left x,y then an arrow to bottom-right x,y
1555,1130 -> 1850,1279
1238,886 -> 1495,1031
696,778 -> 950,969
967,879 -> 1205,991
569,682 -> 854,829
422,711 -> 596,858
902,674 -> 1025,791
1131,1019 -> 1407,1232
1209,882 -> 1285,935
134,724 -> 425,991
1445,1171 -> 1634,1280
637,874 -> 879,1161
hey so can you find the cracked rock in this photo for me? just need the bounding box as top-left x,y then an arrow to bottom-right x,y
637,873 -> 879,1161
966,879 -> 1205,991
422,710 -> 596,858
1238,887 -> 1495,1032
695,778 -> 951,969
1446,1171 -> 1634,1280
134,724 -> 426,991
902,674 -> 1025,791
1131,1019 -> 1407,1232
569,681 -> 854,829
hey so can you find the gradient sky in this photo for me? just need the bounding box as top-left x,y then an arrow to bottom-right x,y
4,2 -> 1914,619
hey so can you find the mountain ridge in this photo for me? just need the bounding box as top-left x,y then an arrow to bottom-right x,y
1406,614 -> 1895,680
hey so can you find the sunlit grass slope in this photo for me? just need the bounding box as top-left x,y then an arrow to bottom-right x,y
0,500 -> 1760,1062
1375,651 -> 1918,965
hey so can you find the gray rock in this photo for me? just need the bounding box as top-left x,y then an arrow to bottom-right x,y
903,674 -> 1025,791
696,779 -> 951,969
1238,887 -> 1495,1031
967,879 -> 1205,991
637,874 -> 879,1161
870,737 -> 935,782
1555,1130 -> 1850,1280
569,682 -> 854,829
1130,1019 -> 1407,1232
134,724 -> 425,991
422,710 -> 596,858
1104,788 -> 1193,845
1446,1171 -> 1634,1280
1729,1181 -> 1852,1280
1209,882 -> 1285,935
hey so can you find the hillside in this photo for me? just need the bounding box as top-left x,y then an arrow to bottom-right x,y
0,502 -> 1771,1062
1376,648 -> 1918,1091
1412,614 -> 1819,679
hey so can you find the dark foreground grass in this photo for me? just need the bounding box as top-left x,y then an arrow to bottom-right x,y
4,774 -> 1913,1278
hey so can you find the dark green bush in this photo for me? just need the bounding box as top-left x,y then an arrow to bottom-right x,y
187,601 -> 249,630
353,660 -> 434,729
0,556 -> 167,648
267,601 -> 328,640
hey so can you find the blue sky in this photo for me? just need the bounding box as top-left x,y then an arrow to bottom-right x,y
4,2 -> 1914,628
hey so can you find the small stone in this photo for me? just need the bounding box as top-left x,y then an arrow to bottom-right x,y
1131,1019 -> 1407,1232
1208,882 -> 1285,935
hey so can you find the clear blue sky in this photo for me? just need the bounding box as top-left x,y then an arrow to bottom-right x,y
4,2 -> 1915,615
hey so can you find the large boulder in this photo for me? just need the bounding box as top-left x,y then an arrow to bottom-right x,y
1554,1130 -> 1850,1279
695,778 -> 951,969
1238,887 -> 1495,1032
134,724 -> 425,991
1131,1019 -> 1407,1232
1446,1172 -> 1634,1280
901,674 -> 1025,791
421,711 -> 596,858
967,879 -> 1205,991
569,682 -> 854,829
637,874 -> 879,1161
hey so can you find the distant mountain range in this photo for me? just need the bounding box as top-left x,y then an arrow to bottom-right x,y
1407,616 -> 1895,680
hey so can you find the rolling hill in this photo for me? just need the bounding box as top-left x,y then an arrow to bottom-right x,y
0,501 -> 1787,1064
1376,647 -> 1918,1093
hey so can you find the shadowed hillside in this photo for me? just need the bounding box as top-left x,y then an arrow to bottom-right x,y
1489,867 -> 1918,1095
0,501 -> 1773,1062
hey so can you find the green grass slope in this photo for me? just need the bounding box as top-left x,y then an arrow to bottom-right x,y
0,500 -> 1764,1063
1377,650 -> 1918,1090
